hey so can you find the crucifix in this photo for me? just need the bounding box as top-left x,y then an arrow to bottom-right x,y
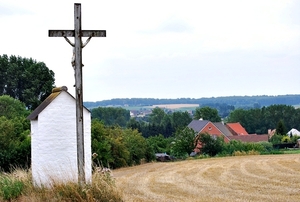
49,3 -> 106,185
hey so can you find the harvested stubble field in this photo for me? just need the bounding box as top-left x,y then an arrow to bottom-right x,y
113,154 -> 300,202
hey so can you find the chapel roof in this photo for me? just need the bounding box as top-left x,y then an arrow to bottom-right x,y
27,86 -> 85,120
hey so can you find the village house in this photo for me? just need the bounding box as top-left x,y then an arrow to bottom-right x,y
27,86 -> 92,186
188,120 -> 269,155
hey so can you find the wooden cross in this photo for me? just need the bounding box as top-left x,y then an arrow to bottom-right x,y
49,3 -> 106,185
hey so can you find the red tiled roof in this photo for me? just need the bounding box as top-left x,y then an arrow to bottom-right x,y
226,122 -> 248,135
229,135 -> 269,142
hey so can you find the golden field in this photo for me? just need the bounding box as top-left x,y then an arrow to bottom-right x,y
151,104 -> 199,109
113,154 -> 300,202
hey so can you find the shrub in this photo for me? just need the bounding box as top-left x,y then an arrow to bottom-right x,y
269,134 -> 282,144
0,175 -> 24,200
258,141 -> 273,152
223,140 -> 265,155
281,136 -> 290,143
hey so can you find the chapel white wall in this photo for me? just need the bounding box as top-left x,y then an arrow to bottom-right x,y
31,91 -> 91,186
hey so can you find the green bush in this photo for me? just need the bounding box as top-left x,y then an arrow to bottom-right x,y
197,133 -> 224,156
0,176 -> 24,200
222,140 -> 265,155
258,141 -> 273,152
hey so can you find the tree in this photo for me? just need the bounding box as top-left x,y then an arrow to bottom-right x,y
171,127 -> 197,158
276,119 -> 287,135
226,104 -> 300,134
147,134 -> 174,154
0,95 -> 31,171
172,111 -> 192,130
0,95 -> 29,119
91,107 -> 130,127
195,133 -> 224,156
123,128 -> 153,165
0,54 -> 55,110
91,119 -> 114,168
149,107 -> 166,125
194,107 -> 221,122
92,119 -> 155,169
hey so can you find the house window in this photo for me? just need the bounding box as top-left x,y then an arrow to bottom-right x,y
208,127 -> 212,131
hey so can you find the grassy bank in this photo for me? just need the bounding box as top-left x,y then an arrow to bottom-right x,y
0,169 -> 122,202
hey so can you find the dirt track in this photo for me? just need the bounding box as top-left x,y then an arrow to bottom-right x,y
113,154 -> 300,202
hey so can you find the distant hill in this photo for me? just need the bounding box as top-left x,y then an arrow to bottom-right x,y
84,94 -> 300,109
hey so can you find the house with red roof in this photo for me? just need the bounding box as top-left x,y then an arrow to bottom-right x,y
226,122 -> 248,136
188,120 -> 269,155
188,120 -> 231,142
188,120 -> 231,154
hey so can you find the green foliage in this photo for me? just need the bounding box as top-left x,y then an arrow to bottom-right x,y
269,134 -> 282,144
123,129 -> 152,165
91,119 -> 114,167
222,140 -> 265,155
276,119 -> 287,135
0,54 -> 55,110
128,111 -> 191,138
0,115 -> 31,171
200,103 -> 235,118
194,107 -> 221,122
196,133 -> 224,156
0,95 -> 29,119
171,111 -> 192,130
171,127 -> 196,158
0,176 -> 24,201
258,141 -> 273,152
147,134 -> 174,154
149,107 -> 165,125
281,135 -> 290,143
91,119 -> 153,169
227,104 -> 300,134
91,107 -> 130,127
290,135 -> 300,144
0,97 -> 31,169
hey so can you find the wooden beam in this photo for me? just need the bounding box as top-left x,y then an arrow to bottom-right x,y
74,3 -> 85,186
49,30 -> 106,37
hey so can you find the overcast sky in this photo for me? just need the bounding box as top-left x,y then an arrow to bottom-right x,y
1,0 -> 299,101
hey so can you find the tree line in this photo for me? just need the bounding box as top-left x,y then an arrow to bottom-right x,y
84,95 -> 300,109
226,105 -> 300,134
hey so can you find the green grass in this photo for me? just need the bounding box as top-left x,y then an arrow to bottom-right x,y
0,176 -> 24,200
282,149 -> 300,154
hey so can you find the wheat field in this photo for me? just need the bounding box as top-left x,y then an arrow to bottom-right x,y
113,154 -> 300,202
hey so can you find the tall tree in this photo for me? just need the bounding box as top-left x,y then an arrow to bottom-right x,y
0,54 -> 55,110
171,127 -> 197,158
91,107 -> 130,127
194,107 -> 221,122
276,119 -> 287,135
149,107 -> 166,125
227,104 -> 300,134
172,111 -> 192,130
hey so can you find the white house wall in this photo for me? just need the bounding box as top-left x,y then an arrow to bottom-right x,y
31,91 -> 91,186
